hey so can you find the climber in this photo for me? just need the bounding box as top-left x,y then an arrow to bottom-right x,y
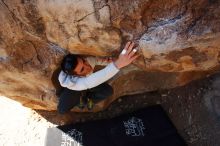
57,41 -> 139,114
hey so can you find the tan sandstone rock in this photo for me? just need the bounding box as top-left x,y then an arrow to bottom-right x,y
0,0 -> 220,112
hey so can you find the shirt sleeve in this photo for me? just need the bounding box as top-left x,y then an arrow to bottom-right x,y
58,62 -> 120,91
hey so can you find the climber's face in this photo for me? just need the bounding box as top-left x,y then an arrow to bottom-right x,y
73,57 -> 93,76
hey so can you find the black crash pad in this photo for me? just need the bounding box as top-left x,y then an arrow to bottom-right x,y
45,105 -> 186,146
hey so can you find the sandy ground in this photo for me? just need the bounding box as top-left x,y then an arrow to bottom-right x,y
1,73 -> 220,146
0,96 -> 56,146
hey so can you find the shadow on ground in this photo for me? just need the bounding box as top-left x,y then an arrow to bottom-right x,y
36,72 -> 220,146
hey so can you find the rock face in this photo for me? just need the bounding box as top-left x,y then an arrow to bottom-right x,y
0,0 -> 220,111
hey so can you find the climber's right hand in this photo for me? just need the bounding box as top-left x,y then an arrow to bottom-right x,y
114,41 -> 139,69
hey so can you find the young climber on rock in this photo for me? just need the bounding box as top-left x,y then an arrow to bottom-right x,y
57,41 -> 139,114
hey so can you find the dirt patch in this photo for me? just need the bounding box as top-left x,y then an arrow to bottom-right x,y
37,72 -> 220,146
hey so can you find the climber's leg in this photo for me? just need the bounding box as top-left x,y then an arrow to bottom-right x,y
57,87 -> 81,114
87,83 -> 113,103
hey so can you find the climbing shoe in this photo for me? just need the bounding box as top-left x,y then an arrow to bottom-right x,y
87,98 -> 94,111
77,96 -> 86,109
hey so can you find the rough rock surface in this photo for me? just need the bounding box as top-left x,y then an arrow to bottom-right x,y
0,0 -> 220,111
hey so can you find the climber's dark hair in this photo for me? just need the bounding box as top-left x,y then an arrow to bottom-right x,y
61,54 -> 78,75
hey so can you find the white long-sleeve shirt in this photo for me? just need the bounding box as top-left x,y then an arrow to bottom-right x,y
58,57 -> 120,91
